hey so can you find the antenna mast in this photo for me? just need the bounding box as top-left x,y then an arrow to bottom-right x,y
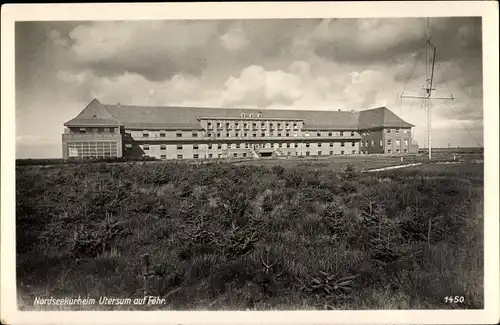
401,17 -> 454,160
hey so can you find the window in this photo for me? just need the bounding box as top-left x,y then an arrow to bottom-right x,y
306,143 -> 310,148
395,129 -> 400,133
341,150 -> 345,155
193,154 -> 199,159
404,140 -> 408,146
287,152 -> 291,156
226,123 -> 230,129
305,132 -> 310,137
396,149 -> 400,153
244,123 -> 248,129
403,129 -> 408,134
387,140 -> 392,145
330,143 -> 334,147
318,151 -> 322,155
277,133 -> 282,137
143,132 -> 149,138
103,128 -> 109,133
352,142 -> 355,147
161,155 -> 166,159
177,145 -> 182,150
404,149 -> 408,153
352,150 -> 356,154
218,153 -> 222,158
253,133 -> 257,137
160,133 -> 166,138
286,143 -> 290,148
280,143 -> 285,148
328,132 -> 332,136
339,131 -> 344,136
207,122 -> 213,128
79,128 -> 86,134
217,122 -> 222,128
261,132 -> 266,137
387,129 -> 391,133
209,153 -> 213,158
388,149 -> 392,153
379,140 -> 383,146
192,132 -> 198,137
244,132 -> 247,137
286,133 -> 290,137
290,143 -> 295,148
341,142 -> 345,147
236,133 -> 240,137
235,122 -> 240,129
160,145 -> 166,150
249,114 -> 253,118
208,133 -> 213,138
261,122 -> 266,128
243,153 -> 247,157
257,113 -> 262,117
217,133 -> 221,137
396,140 -> 400,146
218,144 -> 222,149
233,153 -> 238,158
193,144 -> 199,150
317,132 -> 321,137
253,123 -> 257,128
241,113 -> 245,117
351,131 -> 355,136
125,144 -> 132,148
143,145 -> 149,151
226,133 -> 230,137
365,141 -> 369,147
360,142 -> 363,147
245,143 -> 249,148
277,123 -> 281,128
306,151 -> 310,156
329,151 -> 333,155
177,154 -> 183,159
176,132 -> 182,138
208,144 -> 213,149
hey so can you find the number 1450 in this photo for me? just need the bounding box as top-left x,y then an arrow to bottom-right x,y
444,296 -> 465,303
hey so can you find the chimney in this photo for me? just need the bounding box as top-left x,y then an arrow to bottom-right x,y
338,109 -> 341,111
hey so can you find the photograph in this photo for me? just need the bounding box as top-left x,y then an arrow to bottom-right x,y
1,2 -> 499,325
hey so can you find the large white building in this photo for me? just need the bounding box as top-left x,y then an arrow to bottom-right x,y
62,98 -> 417,160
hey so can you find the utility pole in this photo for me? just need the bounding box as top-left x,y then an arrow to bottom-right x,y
401,18 -> 454,160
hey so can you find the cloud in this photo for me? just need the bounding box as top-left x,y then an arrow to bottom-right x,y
222,65 -> 304,107
56,69 -> 216,106
59,21 -> 219,81
219,22 -> 249,52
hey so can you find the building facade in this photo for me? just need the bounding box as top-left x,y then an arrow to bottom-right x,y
62,99 -> 417,160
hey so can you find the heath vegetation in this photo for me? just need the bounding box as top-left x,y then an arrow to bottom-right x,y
16,160 -> 483,310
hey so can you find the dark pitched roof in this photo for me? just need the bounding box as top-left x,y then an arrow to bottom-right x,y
64,99 -> 122,127
65,99 -> 414,130
104,103 -> 360,130
357,107 -> 414,129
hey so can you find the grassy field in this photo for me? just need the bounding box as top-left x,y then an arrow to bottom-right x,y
16,159 -> 484,310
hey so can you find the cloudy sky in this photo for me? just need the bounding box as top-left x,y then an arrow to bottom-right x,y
15,17 -> 483,158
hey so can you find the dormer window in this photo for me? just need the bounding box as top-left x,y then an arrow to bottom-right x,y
241,113 -> 245,117
257,113 -> 262,117
249,113 -> 253,118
